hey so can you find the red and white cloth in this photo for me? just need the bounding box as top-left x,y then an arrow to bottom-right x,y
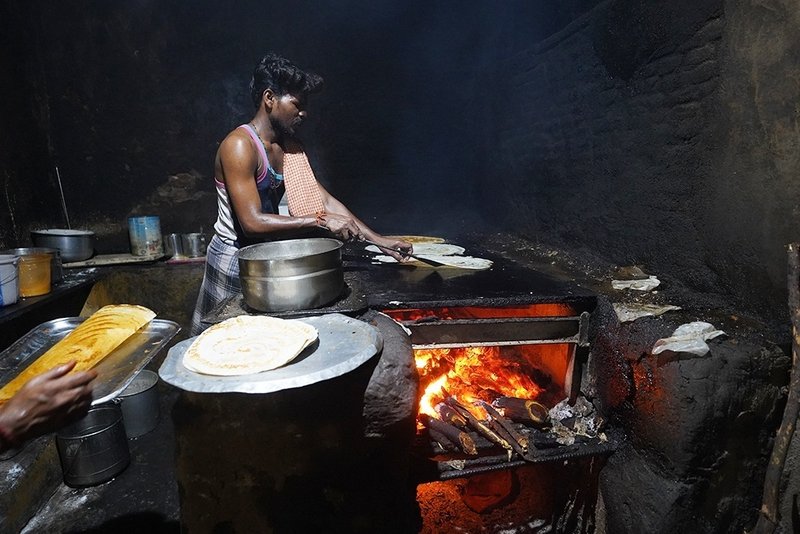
283,151 -> 326,217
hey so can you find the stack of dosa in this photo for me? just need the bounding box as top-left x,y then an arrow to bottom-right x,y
182,315 -> 318,376
0,304 -> 156,404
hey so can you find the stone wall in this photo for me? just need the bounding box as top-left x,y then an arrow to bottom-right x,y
487,0 -> 800,331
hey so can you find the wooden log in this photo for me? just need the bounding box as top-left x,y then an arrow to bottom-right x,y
752,243 -> 800,534
434,402 -> 468,428
427,428 -> 457,451
476,400 -> 530,453
421,414 -> 478,455
492,397 -> 550,425
443,396 -> 513,453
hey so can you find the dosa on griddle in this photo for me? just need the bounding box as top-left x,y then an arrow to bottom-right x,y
365,243 -> 465,256
0,304 -> 156,404
384,235 -> 446,244
183,315 -> 318,376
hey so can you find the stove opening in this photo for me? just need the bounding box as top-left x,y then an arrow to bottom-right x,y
384,303 -> 612,532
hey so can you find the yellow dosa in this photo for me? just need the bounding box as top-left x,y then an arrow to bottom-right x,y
0,304 -> 156,404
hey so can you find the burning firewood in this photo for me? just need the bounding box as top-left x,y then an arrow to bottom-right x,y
491,396 -> 550,425
442,394 -> 513,455
420,414 -> 478,455
434,402 -> 468,428
475,400 -> 530,456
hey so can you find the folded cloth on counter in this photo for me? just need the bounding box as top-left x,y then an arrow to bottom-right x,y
651,321 -> 725,356
283,150 -> 326,217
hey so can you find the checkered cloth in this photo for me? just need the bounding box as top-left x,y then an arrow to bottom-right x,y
190,234 -> 241,336
283,150 -> 326,217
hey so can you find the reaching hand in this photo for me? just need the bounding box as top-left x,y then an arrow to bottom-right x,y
320,213 -> 362,241
374,237 -> 413,262
0,361 -> 97,449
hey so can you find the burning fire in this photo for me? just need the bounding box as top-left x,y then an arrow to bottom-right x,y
415,345 -> 544,420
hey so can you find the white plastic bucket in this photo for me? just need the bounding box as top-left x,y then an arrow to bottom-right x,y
0,254 -> 19,306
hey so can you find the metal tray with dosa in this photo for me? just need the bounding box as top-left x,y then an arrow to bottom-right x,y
158,313 -> 383,394
0,318 -> 180,405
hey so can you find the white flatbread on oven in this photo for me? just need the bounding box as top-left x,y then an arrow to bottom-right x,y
365,243 -> 465,256
183,315 -> 318,376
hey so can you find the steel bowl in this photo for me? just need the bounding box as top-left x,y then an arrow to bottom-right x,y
238,238 -> 344,312
31,229 -> 95,262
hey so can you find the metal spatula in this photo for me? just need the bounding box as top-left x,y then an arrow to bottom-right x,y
361,239 -> 447,267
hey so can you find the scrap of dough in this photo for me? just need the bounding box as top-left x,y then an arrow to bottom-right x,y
613,303 -> 681,323
611,275 -> 660,291
651,321 -> 725,356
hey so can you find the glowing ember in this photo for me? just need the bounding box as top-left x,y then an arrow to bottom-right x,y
415,345 -> 544,420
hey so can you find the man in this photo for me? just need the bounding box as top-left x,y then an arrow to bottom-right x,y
0,361 -> 96,453
191,53 -> 412,334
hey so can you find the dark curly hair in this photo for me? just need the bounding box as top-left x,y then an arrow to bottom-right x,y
249,52 -> 324,109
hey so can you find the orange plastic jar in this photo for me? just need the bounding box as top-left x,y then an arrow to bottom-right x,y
18,253 -> 52,297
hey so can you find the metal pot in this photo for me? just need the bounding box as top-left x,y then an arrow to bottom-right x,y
118,370 -> 160,438
238,238 -> 344,312
0,247 -> 63,283
56,403 -> 130,487
30,229 -> 95,262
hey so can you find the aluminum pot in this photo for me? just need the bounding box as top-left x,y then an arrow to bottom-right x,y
31,229 -> 95,262
0,247 -> 63,283
56,402 -> 130,487
238,238 -> 344,312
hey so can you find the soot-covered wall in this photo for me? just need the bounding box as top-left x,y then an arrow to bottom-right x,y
0,1 -> 596,250
486,0 -> 800,331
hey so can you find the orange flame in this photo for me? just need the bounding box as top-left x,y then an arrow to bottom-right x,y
415,345 -> 545,419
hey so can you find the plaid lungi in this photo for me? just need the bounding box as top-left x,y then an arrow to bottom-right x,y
190,234 -> 241,335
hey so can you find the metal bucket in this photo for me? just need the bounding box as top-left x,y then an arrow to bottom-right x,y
56,403 -> 130,487
118,370 -> 160,438
238,238 -> 344,312
0,247 -> 63,284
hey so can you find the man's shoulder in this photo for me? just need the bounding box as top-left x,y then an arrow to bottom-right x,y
220,127 -> 254,150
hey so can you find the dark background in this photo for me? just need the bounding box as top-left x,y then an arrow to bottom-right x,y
2,0 -> 799,333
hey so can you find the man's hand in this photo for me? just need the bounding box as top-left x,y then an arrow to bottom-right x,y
0,361 -> 97,448
320,213 -> 362,241
374,237 -> 413,262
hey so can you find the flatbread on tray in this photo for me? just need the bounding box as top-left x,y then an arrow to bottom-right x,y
0,304 -> 156,404
183,315 -> 318,376
372,254 -> 493,270
365,243 -> 465,256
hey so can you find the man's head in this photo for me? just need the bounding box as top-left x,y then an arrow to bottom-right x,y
249,52 -> 323,110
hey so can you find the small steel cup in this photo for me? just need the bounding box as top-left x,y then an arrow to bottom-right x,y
164,233 -> 183,258
181,233 -> 206,258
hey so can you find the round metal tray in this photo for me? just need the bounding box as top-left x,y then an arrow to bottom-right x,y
158,313 -> 382,394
